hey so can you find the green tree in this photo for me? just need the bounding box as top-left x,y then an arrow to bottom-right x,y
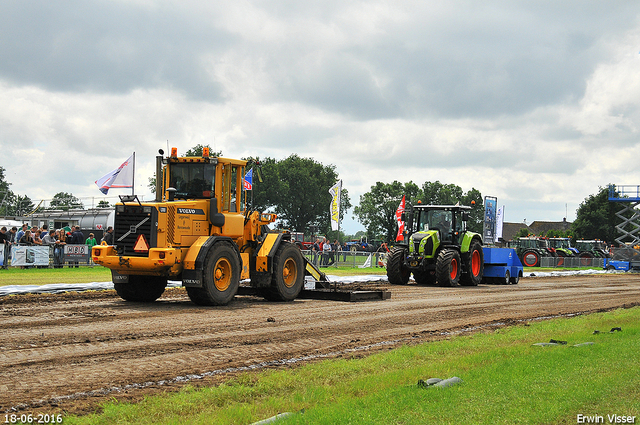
183,144 -> 222,158
353,181 -> 421,242
572,186 -> 619,243
48,192 -> 84,211
244,156 -> 278,214
0,166 -> 15,215
97,200 -> 111,208
262,155 -> 351,234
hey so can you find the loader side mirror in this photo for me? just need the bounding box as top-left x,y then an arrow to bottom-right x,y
210,197 -> 226,228
166,187 -> 176,202
401,213 -> 406,222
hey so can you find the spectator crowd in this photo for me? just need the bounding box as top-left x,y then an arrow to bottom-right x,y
0,224 -> 113,269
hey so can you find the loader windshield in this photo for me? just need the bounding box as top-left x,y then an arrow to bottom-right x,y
169,163 -> 216,199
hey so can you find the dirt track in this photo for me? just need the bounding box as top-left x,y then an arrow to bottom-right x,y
1,273 -> 639,415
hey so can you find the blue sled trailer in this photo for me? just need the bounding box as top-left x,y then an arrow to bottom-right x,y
482,247 -> 523,285
602,258 -> 638,271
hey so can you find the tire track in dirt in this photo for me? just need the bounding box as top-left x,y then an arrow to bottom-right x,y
1,274 -> 639,414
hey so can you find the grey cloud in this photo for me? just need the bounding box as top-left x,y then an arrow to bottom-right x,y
0,1 -> 233,100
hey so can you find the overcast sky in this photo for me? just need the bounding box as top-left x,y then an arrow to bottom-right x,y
1,1 -> 640,234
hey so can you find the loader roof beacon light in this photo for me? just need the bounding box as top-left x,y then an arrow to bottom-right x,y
170,147 -> 178,158
202,147 -> 209,158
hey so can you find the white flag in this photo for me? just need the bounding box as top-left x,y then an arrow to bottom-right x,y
95,154 -> 134,195
329,180 -> 342,231
495,206 -> 505,243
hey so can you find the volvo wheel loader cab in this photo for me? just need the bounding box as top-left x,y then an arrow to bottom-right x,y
386,204 -> 483,287
92,148 -> 306,305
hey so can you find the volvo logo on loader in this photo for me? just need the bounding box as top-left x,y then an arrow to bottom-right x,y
177,208 -> 204,215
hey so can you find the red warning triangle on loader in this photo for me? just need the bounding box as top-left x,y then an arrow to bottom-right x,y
134,234 -> 150,253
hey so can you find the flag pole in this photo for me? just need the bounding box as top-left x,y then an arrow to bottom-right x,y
132,152 -> 136,196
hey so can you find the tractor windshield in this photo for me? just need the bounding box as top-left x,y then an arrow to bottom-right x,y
417,210 -> 452,237
169,163 -> 216,199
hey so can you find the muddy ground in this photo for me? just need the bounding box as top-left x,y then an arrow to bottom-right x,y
1,273 -> 639,416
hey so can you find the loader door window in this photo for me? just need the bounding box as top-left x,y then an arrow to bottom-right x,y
222,164 -> 231,211
222,164 -> 243,212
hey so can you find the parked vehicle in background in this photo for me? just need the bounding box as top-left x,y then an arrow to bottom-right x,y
576,240 -> 611,260
511,237 -> 556,267
344,237 -> 379,253
290,232 -> 314,250
548,238 -> 578,257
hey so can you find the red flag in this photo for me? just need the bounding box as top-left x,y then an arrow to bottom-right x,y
395,195 -> 405,241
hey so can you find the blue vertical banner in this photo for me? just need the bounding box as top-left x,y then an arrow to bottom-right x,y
483,196 -> 497,244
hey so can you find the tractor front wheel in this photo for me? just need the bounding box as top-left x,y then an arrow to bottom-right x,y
436,249 -> 461,287
460,241 -> 483,286
386,247 -> 410,285
413,269 -> 436,285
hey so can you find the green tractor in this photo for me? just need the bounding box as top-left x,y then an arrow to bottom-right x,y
575,240 -> 611,265
386,204 -> 484,286
512,237 -> 555,267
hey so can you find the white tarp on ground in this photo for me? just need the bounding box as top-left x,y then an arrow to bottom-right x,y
0,269 -> 621,297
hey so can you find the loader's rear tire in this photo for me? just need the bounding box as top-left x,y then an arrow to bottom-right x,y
187,242 -> 240,306
262,243 -> 305,302
460,241 -> 483,286
436,249 -> 461,287
114,275 -> 167,302
386,247 -> 410,285
522,250 -> 540,267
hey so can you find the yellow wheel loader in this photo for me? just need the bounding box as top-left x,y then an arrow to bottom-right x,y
92,148 -> 312,305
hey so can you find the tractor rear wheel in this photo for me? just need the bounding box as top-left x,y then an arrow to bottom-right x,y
386,247 -> 410,285
187,242 -> 240,306
114,275 -> 167,302
436,249 -> 461,287
263,243 -> 305,302
460,241 -> 483,286
521,250 -> 540,267
579,252 -> 593,267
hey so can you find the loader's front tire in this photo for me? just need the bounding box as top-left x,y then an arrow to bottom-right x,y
187,242 -> 240,306
263,243 -> 305,302
436,249 -> 461,287
386,247 -> 410,285
114,275 -> 167,302
460,241 -> 483,286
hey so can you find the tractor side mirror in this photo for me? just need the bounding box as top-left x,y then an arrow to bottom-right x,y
462,212 -> 469,221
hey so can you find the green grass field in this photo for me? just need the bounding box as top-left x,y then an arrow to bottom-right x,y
63,307 -> 639,425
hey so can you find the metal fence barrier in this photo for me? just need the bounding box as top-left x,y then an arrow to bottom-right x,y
0,244 -> 93,268
302,250 -> 388,269
539,256 -> 605,268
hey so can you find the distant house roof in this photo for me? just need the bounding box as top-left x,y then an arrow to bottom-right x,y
499,218 -> 572,242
